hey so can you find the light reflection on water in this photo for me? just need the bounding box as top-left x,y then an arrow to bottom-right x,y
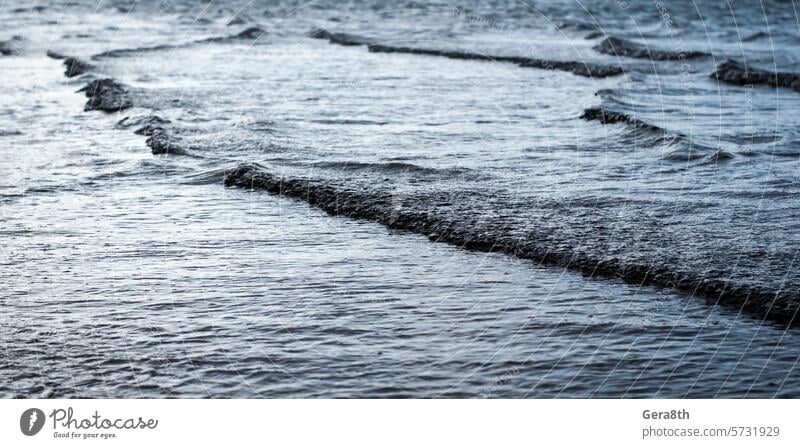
1,0 -> 799,397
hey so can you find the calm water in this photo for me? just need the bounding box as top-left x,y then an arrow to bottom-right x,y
1,0 -> 799,397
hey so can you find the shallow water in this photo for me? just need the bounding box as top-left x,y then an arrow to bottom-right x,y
1,0 -> 799,397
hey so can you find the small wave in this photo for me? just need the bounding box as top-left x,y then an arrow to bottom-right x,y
580,106 -> 664,133
302,160 -> 467,176
92,43 -> 177,59
46,50 -> 93,77
227,14 -> 252,27
582,106 -> 733,162
593,36 -> 709,61
78,79 -> 133,112
0,35 -> 22,56
310,28 -> 373,46
91,27 -> 266,60
742,31 -> 769,42
310,28 -> 622,78
45,50 -> 67,59
223,163 -> 800,326
585,31 -> 605,40
555,19 -> 598,32
146,128 -> 192,156
116,115 -> 171,135
374,44 -> 624,77
63,57 -> 94,78
711,59 -> 800,91
663,148 -> 734,164
181,167 -> 230,185
311,118 -> 389,126
11,5 -> 46,13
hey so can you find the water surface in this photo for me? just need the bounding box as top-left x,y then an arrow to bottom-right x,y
1,0 -> 799,397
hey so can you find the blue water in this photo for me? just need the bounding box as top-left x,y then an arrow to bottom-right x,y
1,0 -> 799,397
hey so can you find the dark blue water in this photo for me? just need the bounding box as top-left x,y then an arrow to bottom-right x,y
1,0 -> 799,397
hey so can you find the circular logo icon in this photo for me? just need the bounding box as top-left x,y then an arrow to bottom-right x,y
20,408 -> 45,436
